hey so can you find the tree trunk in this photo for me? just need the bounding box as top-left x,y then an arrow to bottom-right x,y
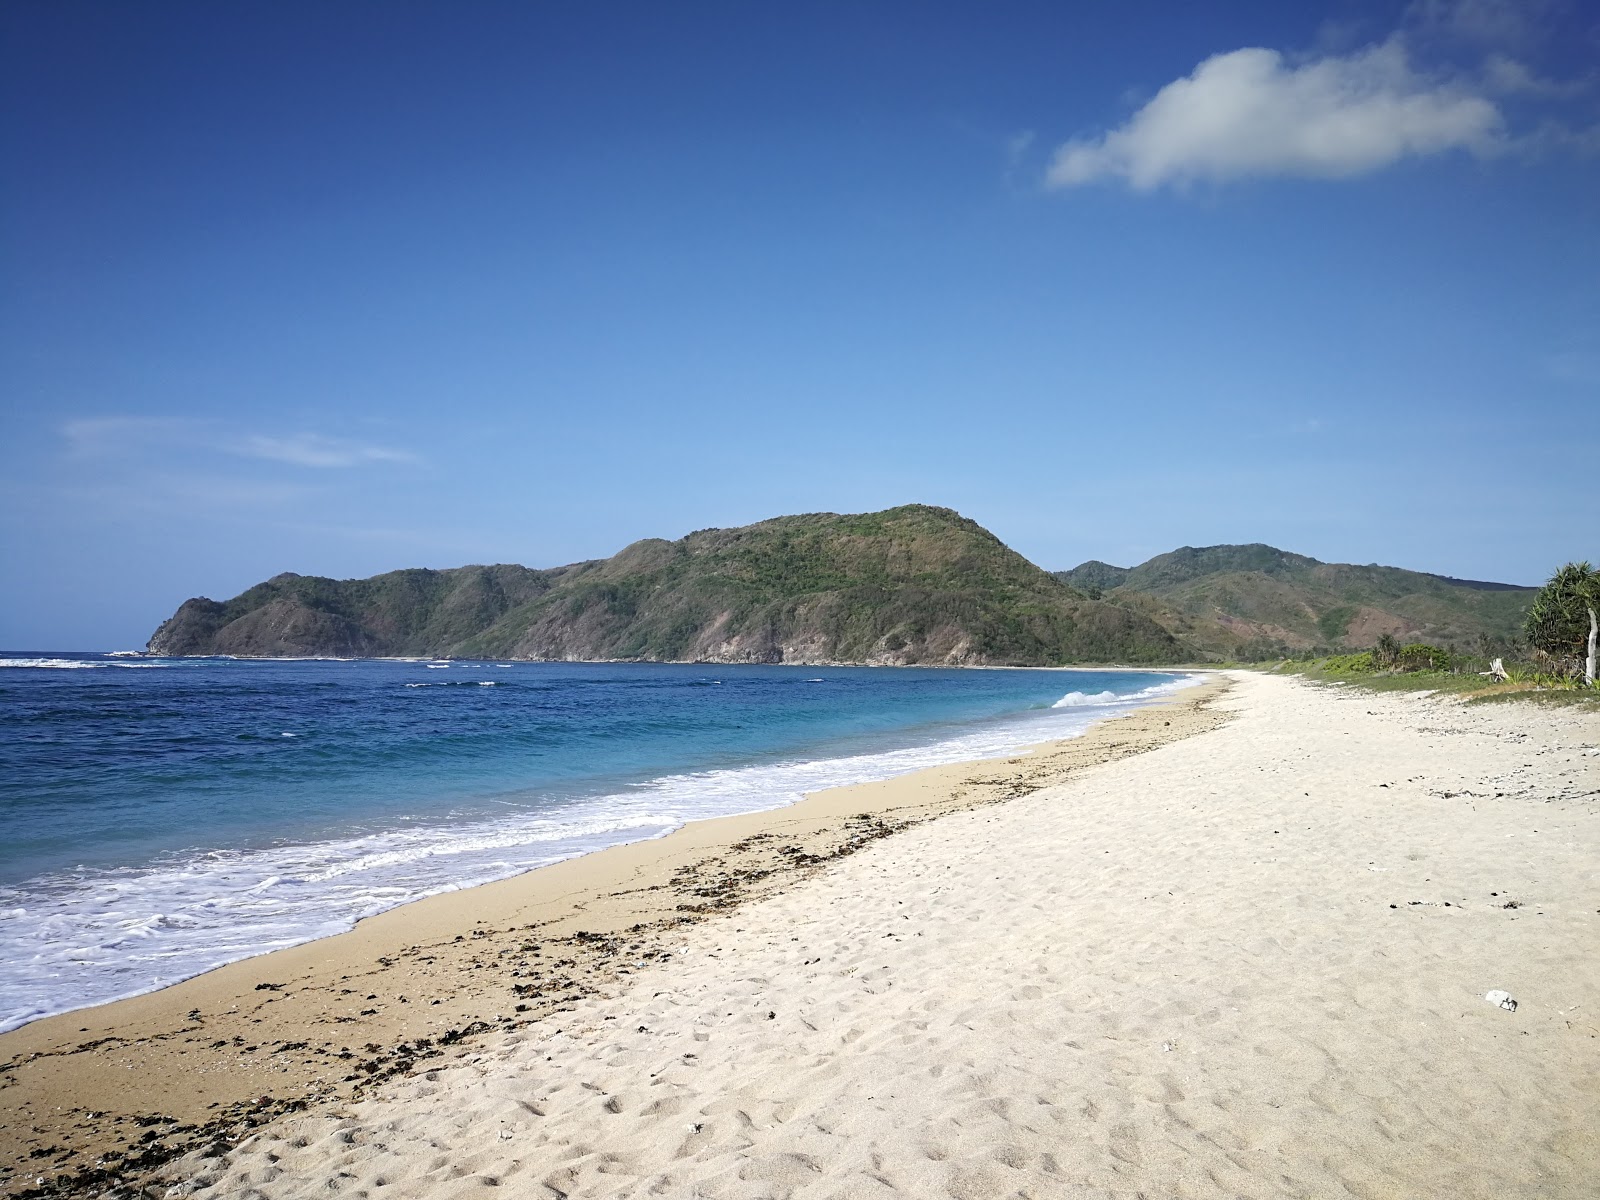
1587,605 -> 1597,688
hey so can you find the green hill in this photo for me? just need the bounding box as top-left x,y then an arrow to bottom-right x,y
1055,543 -> 1535,659
147,563 -> 561,659
149,505 -> 1188,666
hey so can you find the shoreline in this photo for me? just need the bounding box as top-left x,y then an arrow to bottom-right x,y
0,668 -> 1206,1037
11,653 -> 1215,670
0,677 -> 1230,1197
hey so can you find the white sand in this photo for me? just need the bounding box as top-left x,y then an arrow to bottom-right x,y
177,673 -> 1600,1199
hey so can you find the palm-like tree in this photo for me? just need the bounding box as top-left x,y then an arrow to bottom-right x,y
1525,561 -> 1597,685
1374,632 -> 1399,668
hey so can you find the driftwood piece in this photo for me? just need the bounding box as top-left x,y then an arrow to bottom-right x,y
1586,606 -> 1597,688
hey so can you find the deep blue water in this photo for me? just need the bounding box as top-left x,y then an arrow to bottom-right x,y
0,653 -> 1195,1031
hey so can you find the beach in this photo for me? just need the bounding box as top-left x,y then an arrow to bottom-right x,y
0,658 -> 1193,1037
6,671 -> 1598,1198
0,674 -> 1225,1196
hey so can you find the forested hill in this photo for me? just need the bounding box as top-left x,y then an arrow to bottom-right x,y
1054,543 -> 1536,659
148,505 -> 1188,666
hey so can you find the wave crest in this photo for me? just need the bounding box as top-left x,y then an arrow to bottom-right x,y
0,658 -> 167,670
1052,675 -> 1203,708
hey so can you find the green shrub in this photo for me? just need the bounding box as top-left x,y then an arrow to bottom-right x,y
1396,643 -> 1449,671
1321,652 -> 1376,674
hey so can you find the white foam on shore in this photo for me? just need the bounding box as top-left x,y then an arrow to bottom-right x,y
1054,676 -> 1199,708
0,673 -> 1203,1032
1054,690 -> 1119,706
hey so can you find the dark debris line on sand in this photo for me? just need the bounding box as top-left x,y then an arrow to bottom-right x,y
4,816 -> 914,1200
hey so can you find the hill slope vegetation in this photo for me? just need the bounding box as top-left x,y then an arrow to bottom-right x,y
149,506 -> 1187,666
1055,543 -> 1535,658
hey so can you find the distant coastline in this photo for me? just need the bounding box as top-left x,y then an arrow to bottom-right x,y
77,651 -> 1206,670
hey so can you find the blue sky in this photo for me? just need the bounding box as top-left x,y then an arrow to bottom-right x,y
3,1 -> 1597,648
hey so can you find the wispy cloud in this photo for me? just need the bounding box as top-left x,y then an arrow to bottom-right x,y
233,433 -> 419,468
1001,129 -> 1037,187
1005,130 -> 1036,163
1483,54 -> 1591,99
1047,39 -> 1502,190
1404,0 -> 1563,51
60,418 -> 421,469
61,416 -> 195,458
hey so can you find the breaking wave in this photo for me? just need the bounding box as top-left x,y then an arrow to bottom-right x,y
1054,676 -> 1201,708
0,658 -> 167,670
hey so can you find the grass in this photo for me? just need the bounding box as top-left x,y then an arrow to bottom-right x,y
1463,689 -> 1600,709
1254,654 -> 1599,709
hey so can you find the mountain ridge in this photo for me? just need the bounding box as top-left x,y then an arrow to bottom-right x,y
149,505 -> 1187,666
150,517 -> 1540,666
1054,542 -> 1536,658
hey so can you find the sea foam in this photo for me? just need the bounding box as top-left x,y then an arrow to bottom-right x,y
1053,675 -> 1199,708
0,658 -> 167,669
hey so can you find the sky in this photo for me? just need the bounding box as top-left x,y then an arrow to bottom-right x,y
3,0 -> 1597,648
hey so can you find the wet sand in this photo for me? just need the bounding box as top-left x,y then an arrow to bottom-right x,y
0,679 -> 1230,1198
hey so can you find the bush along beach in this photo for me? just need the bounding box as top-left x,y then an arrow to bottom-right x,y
1266,560 -> 1598,704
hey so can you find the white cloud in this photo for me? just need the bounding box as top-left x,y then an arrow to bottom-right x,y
59,418 -> 419,469
1048,40 -> 1504,190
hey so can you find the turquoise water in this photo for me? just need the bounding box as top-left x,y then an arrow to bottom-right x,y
0,654 -> 1195,1031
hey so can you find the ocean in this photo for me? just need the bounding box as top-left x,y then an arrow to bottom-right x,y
0,653 -> 1197,1032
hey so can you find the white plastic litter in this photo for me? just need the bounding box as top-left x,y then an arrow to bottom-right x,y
1484,989 -> 1518,1011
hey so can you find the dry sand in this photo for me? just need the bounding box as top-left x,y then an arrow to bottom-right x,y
1,678 -> 1229,1198
145,672 -> 1600,1200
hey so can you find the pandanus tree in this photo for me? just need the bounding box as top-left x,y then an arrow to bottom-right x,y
1525,561 -> 1598,686
1374,632 -> 1400,668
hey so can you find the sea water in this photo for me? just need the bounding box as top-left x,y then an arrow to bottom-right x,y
0,654 -> 1197,1031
